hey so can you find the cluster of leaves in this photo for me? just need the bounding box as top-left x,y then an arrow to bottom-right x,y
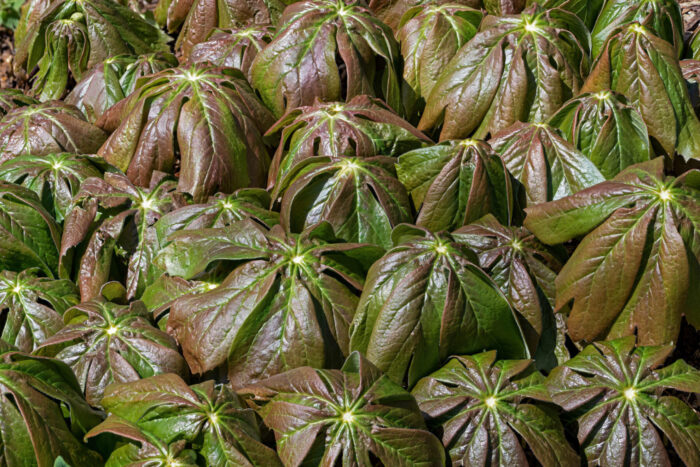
0,0 -> 699,465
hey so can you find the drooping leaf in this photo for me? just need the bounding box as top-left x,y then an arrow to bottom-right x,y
187,26 -> 274,82
349,224 -> 529,386
141,276 -> 216,330
0,182 -> 62,277
0,152 -> 103,222
546,337 -> 700,467
397,3 -> 482,104
482,0 -> 525,16
396,139 -> 516,232
0,101 -> 106,163
529,0 -> 604,29
524,158 -> 700,345
413,351 -> 579,467
85,415 -> 198,467
367,0 -> 480,31
590,0 -> 683,59
583,23 -> 700,160
266,96 -> 429,187
37,300 -> 188,407
240,351 -> 446,467
0,340 -> 102,467
100,374 -> 282,466
14,0 -> 171,101
171,0 -> 284,60
548,91 -> 652,179
59,172 -> 181,301
0,89 -> 38,117
0,269 -> 77,352
66,52 -> 177,123
97,63 -> 275,202
489,122 -> 605,206
250,0 -> 405,118
274,156 -> 412,249
419,5 -> 590,140
156,220 -> 383,386
155,189 -> 279,248
453,215 -> 566,355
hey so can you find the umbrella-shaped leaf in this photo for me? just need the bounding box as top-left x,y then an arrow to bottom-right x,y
546,337 -> 700,467
524,158 -> 700,345
85,416 -> 198,467
419,5 -> 590,140
0,341 -> 103,467
187,26 -> 274,82
548,91 -> 652,179
396,139 -> 517,232
66,52 -> 177,123
240,351 -> 446,467
0,269 -> 78,352
59,172 -> 181,301
453,215 -> 566,355
397,3 -> 482,104
250,0 -> 404,118
97,63 -> 275,202
530,0 -> 604,29
367,0 -> 480,32
412,351 -> 579,467
274,156 -> 412,249
349,224 -> 528,386
99,374 -> 282,466
583,23 -> 700,160
15,0 -> 170,101
156,220 -> 383,386
591,0 -> 683,59
0,152 -> 103,222
490,122 -> 605,206
37,300 -> 188,407
0,101 -> 106,163
0,182 -> 61,277
266,96 -> 429,187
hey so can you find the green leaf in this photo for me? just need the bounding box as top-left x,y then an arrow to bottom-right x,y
349,225 -> 528,386
250,0 -> 405,118
546,337 -> 700,467
0,153 -> 103,222
413,351 -> 579,466
36,300 -> 188,407
396,139 -> 516,231
240,351 -> 445,467
529,0 -> 604,29
66,52 -> 177,123
548,91 -> 652,179
0,182 -> 62,277
419,5 -> 590,140
0,89 -> 38,117
0,269 -> 77,352
157,221 -> 383,385
525,158 -> 700,345
397,3 -> 482,102
0,342 -> 102,467
100,374 -> 282,466
583,23 -> 700,161
490,122 -> 605,206
591,0 -> 683,59
274,156 -> 412,249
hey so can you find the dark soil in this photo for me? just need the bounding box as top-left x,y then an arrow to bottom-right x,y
0,26 -> 18,89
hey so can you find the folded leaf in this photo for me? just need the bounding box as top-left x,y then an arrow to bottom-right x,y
349,224 -> 528,386
397,139 -> 516,231
0,89 -> 38,117
419,5 -> 590,140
